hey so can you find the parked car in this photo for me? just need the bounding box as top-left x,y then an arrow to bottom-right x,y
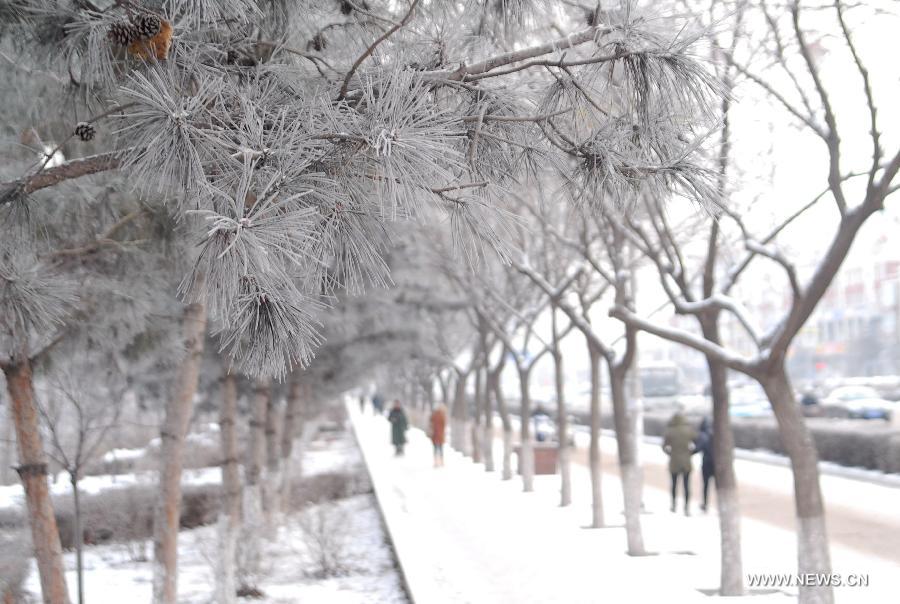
728,384 -> 773,418
823,386 -> 894,420
527,407 -> 578,445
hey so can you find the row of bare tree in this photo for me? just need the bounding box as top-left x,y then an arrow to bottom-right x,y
390,7 -> 898,604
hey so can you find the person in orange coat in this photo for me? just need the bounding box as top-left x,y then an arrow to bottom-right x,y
429,404 -> 448,467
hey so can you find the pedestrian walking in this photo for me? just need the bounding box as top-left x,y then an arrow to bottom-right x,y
695,417 -> 715,512
373,392 -> 385,415
429,404 -> 447,467
663,412 -> 697,515
388,400 -> 408,456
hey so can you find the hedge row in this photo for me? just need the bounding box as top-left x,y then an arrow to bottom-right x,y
0,469 -> 372,551
621,413 -> 900,474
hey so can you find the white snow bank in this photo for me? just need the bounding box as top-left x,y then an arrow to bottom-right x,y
102,448 -> 146,463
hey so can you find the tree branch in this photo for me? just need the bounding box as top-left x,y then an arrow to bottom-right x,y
609,305 -> 758,375
338,0 -> 421,99
1,152 -> 122,204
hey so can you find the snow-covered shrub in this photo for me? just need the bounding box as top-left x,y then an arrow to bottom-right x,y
0,529 -> 30,603
235,528 -> 272,597
297,502 -> 352,579
292,471 -> 353,507
288,466 -> 372,510
49,483 -> 220,550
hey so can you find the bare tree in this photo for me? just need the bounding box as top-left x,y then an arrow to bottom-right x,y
610,3 -> 900,600
278,371 -> 305,514
215,370 -> 241,604
518,214 -> 648,555
478,284 -> 554,493
0,353 -> 70,604
0,389 -> 14,486
151,296 -> 207,604
38,369 -> 123,604
263,385 -> 282,531
238,378 -> 270,594
485,341 -> 515,480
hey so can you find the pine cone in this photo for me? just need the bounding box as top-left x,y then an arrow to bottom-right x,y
107,21 -> 137,47
127,18 -> 174,61
132,13 -> 161,40
338,0 -> 369,15
309,33 -> 327,52
74,122 -> 95,142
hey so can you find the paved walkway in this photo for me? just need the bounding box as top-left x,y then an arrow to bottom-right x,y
350,404 -> 899,604
569,429 -> 900,563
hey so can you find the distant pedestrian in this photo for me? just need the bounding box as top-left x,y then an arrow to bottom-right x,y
388,400 -> 408,456
429,404 -> 447,467
663,412 -> 697,515
694,417 -> 715,512
532,405 -> 553,442
359,394 -> 366,413
373,393 -> 385,415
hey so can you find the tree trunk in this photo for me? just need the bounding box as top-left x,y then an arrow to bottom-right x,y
3,358 -> 70,604
71,473 -> 83,604
405,382 -> 419,428
551,308 -> 571,507
700,318 -> 744,596
240,379 -> 269,589
439,375 -> 450,410
215,372 -> 241,604
451,371 -> 469,455
279,373 -> 303,513
517,366 -> 534,492
587,343 -> 605,528
490,370 -> 513,480
482,367 -> 495,472
609,365 -> 645,555
0,400 -> 13,486
152,299 -> 207,604
425,379 -> 435,410
472,368 -> 483,464
759,364 -> 833,604
263,390 -> 281,531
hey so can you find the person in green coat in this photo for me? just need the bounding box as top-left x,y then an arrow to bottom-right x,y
388,400 -> 409,456
662,412 -> 697,515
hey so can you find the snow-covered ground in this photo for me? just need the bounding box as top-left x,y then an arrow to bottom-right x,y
15,419 -> 407,603
352,403 -> 899,604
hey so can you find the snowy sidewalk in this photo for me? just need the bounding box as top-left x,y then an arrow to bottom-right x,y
350,404 -> 899,604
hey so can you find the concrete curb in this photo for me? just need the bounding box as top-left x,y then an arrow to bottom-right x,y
346,404 -> 417,604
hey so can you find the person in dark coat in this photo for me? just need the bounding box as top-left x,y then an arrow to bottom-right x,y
532,405 -> 552,442
372,393 -> 385,415
663,412 -> 697,515
695,417 -> 715,512
388,400 -> 408,456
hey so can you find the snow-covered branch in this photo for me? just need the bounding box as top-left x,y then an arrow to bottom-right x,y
609,305 -> 758,375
